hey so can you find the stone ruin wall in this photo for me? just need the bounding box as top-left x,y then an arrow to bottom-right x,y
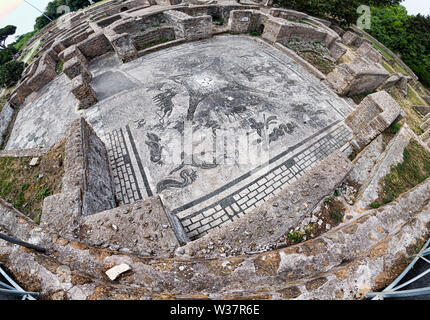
41,118 -> 116,237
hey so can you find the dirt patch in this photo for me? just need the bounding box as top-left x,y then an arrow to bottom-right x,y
309,197 -> 346,237
297,51 -> 336,74
0,140 -> 65,221
281,40 -> 337,75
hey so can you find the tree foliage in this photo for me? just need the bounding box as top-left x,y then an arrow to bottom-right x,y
0,60 -> 25,88
369,5 -> 430,87
34,0 -> 104,30
0,25 -> 17,49
274,0 -> 401,26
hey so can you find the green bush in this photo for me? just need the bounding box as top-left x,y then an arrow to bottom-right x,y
275,0 -> 401,27
0,49 -> 13,65
12,31 -> 37,51
370,201 -> 381,209
390,122 -> 402,134
0,60 -> 25,88
287,230 -> 306,243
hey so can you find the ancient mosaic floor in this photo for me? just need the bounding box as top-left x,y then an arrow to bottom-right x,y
7,35 -> 353,239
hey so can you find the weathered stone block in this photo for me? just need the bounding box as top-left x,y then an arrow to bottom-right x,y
0,103 -> 14,146
164,10 -> 212,41
329,41 -> 347,61
63,118 -> 115,212
356,41 -> 382,63
63,56 -> 92,81
81,197 -> 183,256
71,75 -> 98,108
345,91 -> 403,149
179,150 -> 353,258
326,57 -> 390,96
414,105 -> 430,117
77,32 -> 114,60
110,33 -> 138,62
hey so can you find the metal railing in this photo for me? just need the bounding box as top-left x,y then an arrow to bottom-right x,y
0,232 -> 46,300
366,237 -> 430,300
0,263 -> 39,300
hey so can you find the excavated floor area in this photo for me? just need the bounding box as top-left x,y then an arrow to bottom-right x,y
6,35 -> 353,239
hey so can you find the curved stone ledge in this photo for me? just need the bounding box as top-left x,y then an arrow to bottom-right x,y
0,147 -> 49,158
1,169 -> 430,299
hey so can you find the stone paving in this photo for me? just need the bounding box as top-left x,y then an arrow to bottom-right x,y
6,35 -> 353,239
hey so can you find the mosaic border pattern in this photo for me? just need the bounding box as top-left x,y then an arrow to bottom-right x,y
178,124 -> 352,240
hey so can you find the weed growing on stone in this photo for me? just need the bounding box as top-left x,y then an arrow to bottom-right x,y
379,139 -> 430,204
55,61 -> 64,74
370,201 -> 381,209
0,141 -> 65,221
330,210 -> 343,222
390,122 -> 402,134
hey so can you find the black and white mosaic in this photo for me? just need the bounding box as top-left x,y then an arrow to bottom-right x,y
176,123 -> 352,240
106,128 -> 142,204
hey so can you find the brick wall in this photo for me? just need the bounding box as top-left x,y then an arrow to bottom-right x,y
132,26 -> 175,50
77,32 -> 114,60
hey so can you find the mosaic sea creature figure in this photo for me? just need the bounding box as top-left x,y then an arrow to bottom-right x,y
169,152 -> 218,175
153,88 -> 177,124
145,132 -> 163,165
156,169 -> 198,193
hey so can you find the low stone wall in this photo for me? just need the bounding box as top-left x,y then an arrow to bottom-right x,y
111,13 -> 167,35
379,72 -> 412,97
133,26 -> 175,50
345,91 -> 403,150
356,41 -> 382,64
42,118 -> 116,237
164,10 -> 212,41
77,32 -> 114,60
352,26 -> 419,81
70,75 -> 98,108
0,147 -> 49,158
25,53 -> 57,97
326,57 -> 390,96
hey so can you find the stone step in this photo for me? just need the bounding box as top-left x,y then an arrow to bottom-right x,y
414,105 -> 430,118
421,127 -> 430,143
423,109 -> 430,123
420,116 -> 430,131
356,125 -> 415,206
